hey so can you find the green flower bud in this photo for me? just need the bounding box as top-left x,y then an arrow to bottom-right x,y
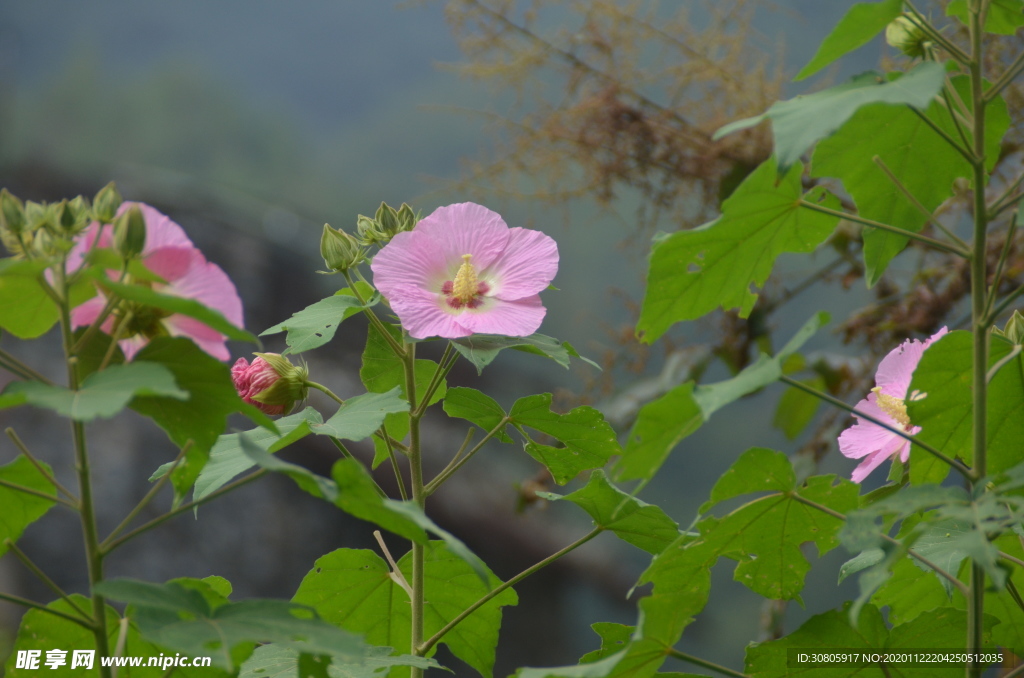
93,182 -> 123,224
355,214 -> 385,246
0,190 -> 26,256
375,201 -> 400,237
395,202 -> 418,233
320,223 -> 364,272
24,201 -> 52,233
113,204 -> 147,259
886,16 -> 930,59
1003,310 -> 1024,345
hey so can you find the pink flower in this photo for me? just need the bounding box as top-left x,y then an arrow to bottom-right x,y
838,327 -> 948,482
370,202 -> 558,339
231,353 -> 308,416
69,203 -> 243,361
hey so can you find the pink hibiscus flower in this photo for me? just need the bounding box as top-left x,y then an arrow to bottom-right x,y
70,203 -> 243,361
838,327 -> 948,482
370,202 -> 559,339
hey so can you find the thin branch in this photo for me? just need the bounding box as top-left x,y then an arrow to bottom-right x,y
4,539 -> 91,620
989,172 -> 1024,218
424,417 -> 510,495
375,424 -> 408,501
983,211 -> 1019,320
906,104 -> 979,167
985,46 -> 1024,103
903,3 -> 972,64
779,375 -> 976,481
328,436 -> 389,499
101,470 -> 267,553
0,348 -> 54,385
5,428 -> 78,503
417,527 -> 602,656
374,530 -> 413,598
986,282 -> 1024,326
0,590 -> 94,629
103,441 -> 193,549
798,200 -> 971,258
987,345 -> 1021,383
0,477 -> 77,509
665,648 -> 751,678
872,156 -> 968,249
787,493 -> 970,598
413,343 -> 458,418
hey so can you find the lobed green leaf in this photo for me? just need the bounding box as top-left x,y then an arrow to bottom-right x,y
794,0 -> 903,81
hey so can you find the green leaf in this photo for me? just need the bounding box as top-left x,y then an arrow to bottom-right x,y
907,330 -> 1024,482
947,0 -> 1024,34
443,387 -> 512,443
450,333 -> 599,374
773,376 -> 825,439
716,62 -> 945,173
95,274 -> 258,344
2,362 -> 187,421
95,578 -> 365,673
872,556 -> 948,625
240,433 -> 340,502
360,323 -> 446,406
0,456 -> 57,557
812,76 -> 1009,284
698,449 -> 859,600
130,338 -> 274,501
293,542 -> 517,678
192,407 -> 321,504
579,623 -> 634,663
617,312 -> 828,482
509,393 -> 620,485
4,594 -> 192,678
262,293 -> 375,355
311,388 -> 409,440
549,470 -> 679,554
794,0 -> 903,81
239,644 -> 441,678
0,259 -> 58,339
636,158 -> 839,341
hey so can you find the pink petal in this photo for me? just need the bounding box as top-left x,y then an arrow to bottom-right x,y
874,327 -> 948,397
414,203 -> 510,272
452,295 -> 546,336
117,336 -> 148,361
144,247 -> 199,282
66,223 -> 114,274
386,286 -> 473,339
70,296 -> 107,328
371,229 -> 450,298
162,256 -> 243,327
164,316 -> 231,360
130,203 -> 195,253
483,227 -> 559,301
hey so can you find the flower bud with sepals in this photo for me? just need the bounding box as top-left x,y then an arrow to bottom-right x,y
113,204 -> 147,259
93,182 -> 123,224
886,16 -> 931,59
1003,310 -> 1024,345
231,352 -> 309,416
320,223 -> 364,272
0,189 -> 26,256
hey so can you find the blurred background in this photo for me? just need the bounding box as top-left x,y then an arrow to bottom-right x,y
0,1 -> 946,675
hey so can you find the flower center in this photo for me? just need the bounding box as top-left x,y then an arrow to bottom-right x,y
441,254 -> 490,309
872,388 -> 911,429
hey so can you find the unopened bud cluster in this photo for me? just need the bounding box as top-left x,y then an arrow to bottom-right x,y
0,183 -> 125,260
356,202 -> 417,246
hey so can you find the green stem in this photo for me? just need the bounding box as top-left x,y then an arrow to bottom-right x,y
413,343 -> 457,418
327,436 -> 389,499
904,3 -> 972,64
798,200 -> 970,258
5,428 -> 78,503
71,262 -> 129,355
418,527 -> 602,656
907,105 -> 980,168
941,78 -> 975,153
665,648 -> 751,678
307,380 -> 344,406
986,345 -> 1021,383
103,442 -> 192,549
967,1 -> 989,670
377,426 -> 408,501
57,263 -> 111,676
4,539 -> 92,620
101,470 -> 267,554
0,347 -> 54,385
988,172 -> 1024,219
403,341 -> 425,678
424,418 -> 510,495
986,282 -> 1024,325
424,428 -> 476,497
0,590 -> 94,629
342,271 -> 406,358
778,375 -> 975,481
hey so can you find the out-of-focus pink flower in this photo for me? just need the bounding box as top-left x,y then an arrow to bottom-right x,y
370,202 -> 558,339
231,353 -> 308,416
838,327 -> 948,482
69,203 -> 243,361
